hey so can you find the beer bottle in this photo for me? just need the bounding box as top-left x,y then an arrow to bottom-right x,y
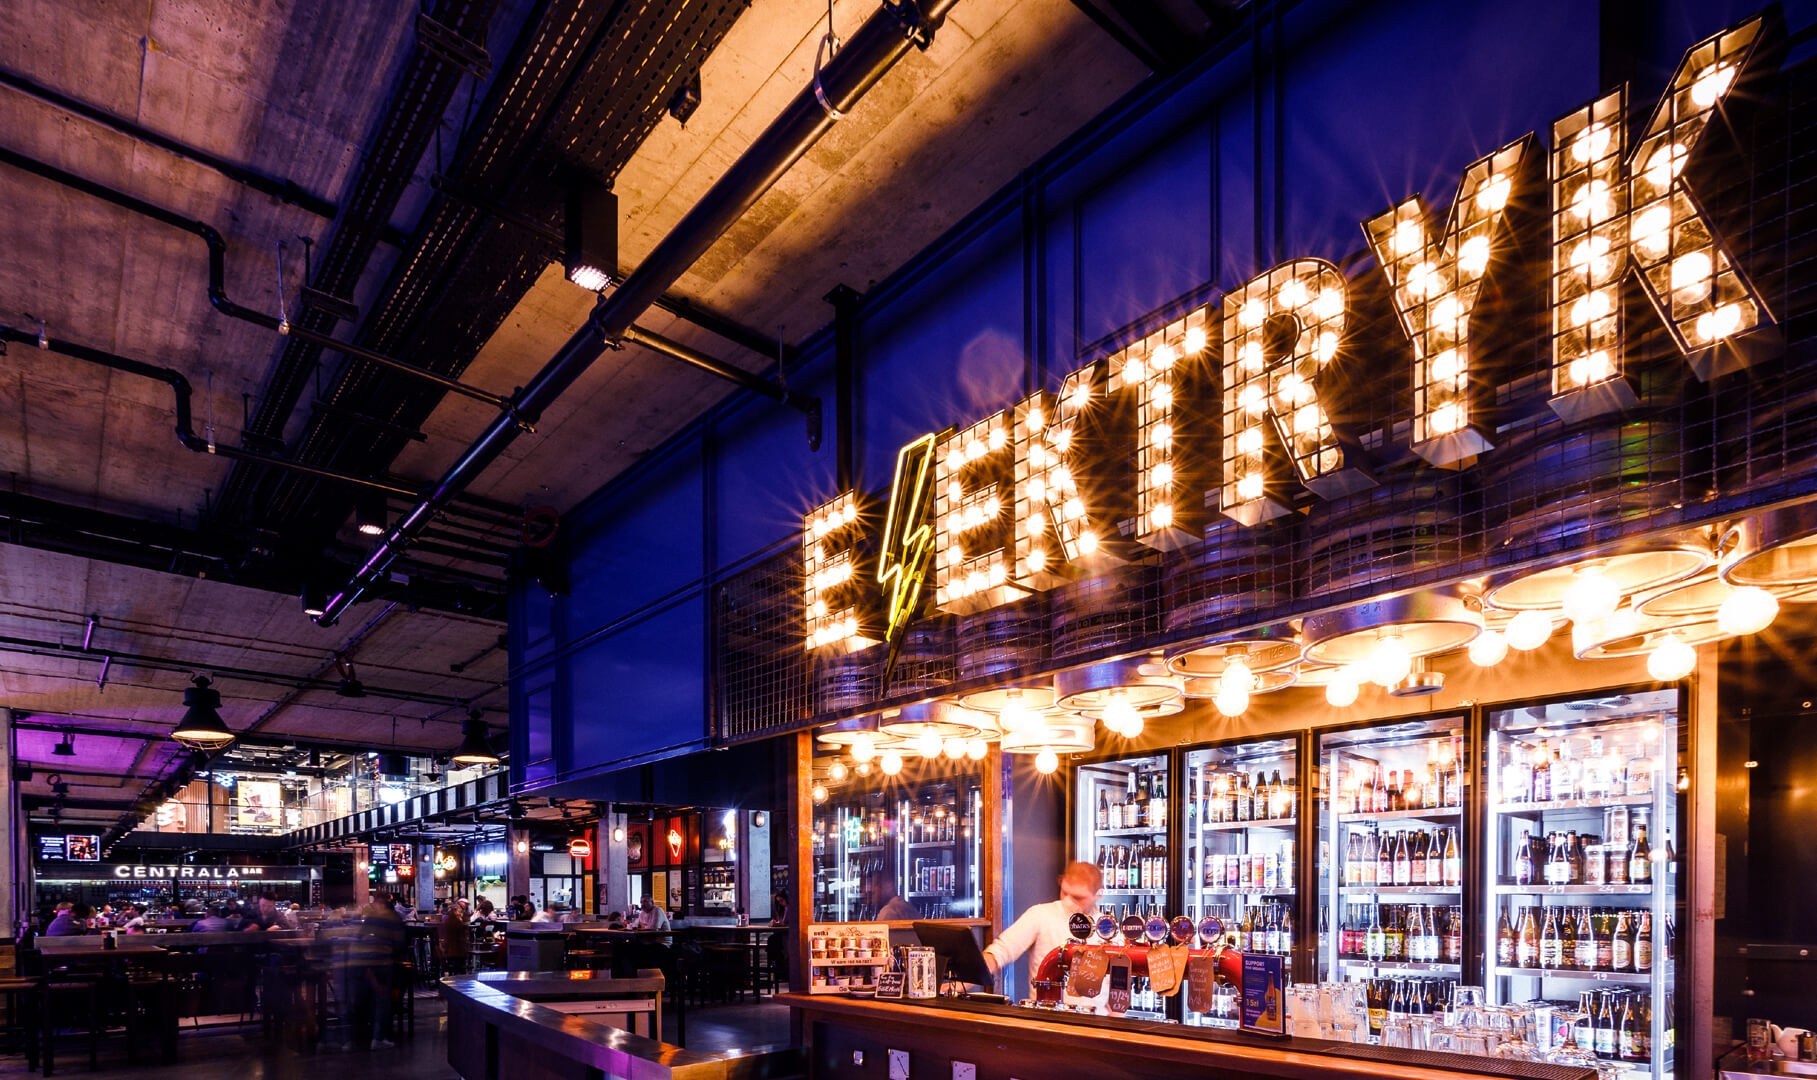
1611,911 -> 1633,972
1539,907 -> 1561,969
1628,823 -> 1652,885
1515,830 -> 1536,885
1635,911 -> 1653,973
1515,907 -> 1538,968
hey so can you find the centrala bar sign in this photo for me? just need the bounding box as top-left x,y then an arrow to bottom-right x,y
801,15 -> 1782,652
112,865 -> 267,879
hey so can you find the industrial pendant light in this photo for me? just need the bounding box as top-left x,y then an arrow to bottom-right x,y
52,733 -> 76,757
451,713 -> 501,766
171,676 -> 235,747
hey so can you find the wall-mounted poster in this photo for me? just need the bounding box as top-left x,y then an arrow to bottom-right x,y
238,781 -> 282,828
627,823 -> 648,867
65,835 -> 99,862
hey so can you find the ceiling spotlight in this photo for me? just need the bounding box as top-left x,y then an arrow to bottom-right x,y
451,713 -> 501,766
564,177 -> 618,293
171,676 -> 235,747
336,673 -> 366,698
300,578 -> 327,619
52,734 -> 76,757
355,492 -> 388,537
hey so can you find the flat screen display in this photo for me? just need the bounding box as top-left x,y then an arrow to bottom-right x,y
66,835 -> 100,862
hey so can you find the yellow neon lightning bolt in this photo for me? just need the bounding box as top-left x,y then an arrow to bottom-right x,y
877,432 -> 939,646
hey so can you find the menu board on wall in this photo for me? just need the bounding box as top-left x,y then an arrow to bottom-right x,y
369,843 -> 390,867
36,835 -> 66,861
238,781 -> 282,828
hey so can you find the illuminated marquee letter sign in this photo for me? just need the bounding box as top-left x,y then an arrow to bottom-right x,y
803,493 -> 880,653
933,410 -> 1018,613
1220,259 -> 1370,525
1111,309 -> 1214,551
1366,136 -> 1533,466
1548,15 -> 1776,422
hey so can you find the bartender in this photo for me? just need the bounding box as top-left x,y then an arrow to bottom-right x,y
982,860 -> 1102,980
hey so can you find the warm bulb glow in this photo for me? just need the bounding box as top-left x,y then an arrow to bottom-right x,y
1695,303 -> 1744,342
965,738 -> 988,761
1717,586 -> 1779,636
942,737 -> 966,760
856,762 -> 872,777
1562,565 -> 1622,624
810,783 -> 828,804
1468,629 -> 1510,667
1690,63 -> 1736,107
1569,350 -> 1613,386
829,761 -> 848,781
1506,609 -> 1554,650
1671,251 -> 1712,298
1102,690 -> 1137,737
880,750 -> 903,775
1368,635 -> 1413,688
1325,677 -> 1359,707
1428,402 -> 1463,435
913,731 -> 943,758
1183,327 -> 1208,353
1151,502 -> 1173,528
1034,750 -> 1060,775
1215,688 -> 1249,718
999,692 -> 1030,733
850,735 -> 877,763
1222,658 -> 1256,694
1648,635 -> 1697,681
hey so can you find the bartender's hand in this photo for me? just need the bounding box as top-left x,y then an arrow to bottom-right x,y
984,953 -> 1001,976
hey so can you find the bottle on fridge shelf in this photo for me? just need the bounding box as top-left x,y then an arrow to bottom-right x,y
1629,821 -> 1653,884
1635,911 -> 1654,973
1515,908 -> 1538,968
1515,830 -> 1536,885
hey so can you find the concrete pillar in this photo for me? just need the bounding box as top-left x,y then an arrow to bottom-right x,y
601,809 -> 628,915
416,845 -> 436,912
352,848 -> 371,910
744,810 -> 772,919
507,827 -> 531,910
2,709 -> 21,934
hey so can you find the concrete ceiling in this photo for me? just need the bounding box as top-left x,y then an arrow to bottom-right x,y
1,0 -> 1153,826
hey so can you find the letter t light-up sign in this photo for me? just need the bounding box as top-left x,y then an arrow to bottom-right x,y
1548,15 -> 1775,422
1221,259 -> 1370,525
1111,308 -> 1214,551
1366,136 -> 1533,466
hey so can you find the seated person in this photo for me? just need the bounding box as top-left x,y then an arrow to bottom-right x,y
190,905 -> 234,932
45,903 -> 91,936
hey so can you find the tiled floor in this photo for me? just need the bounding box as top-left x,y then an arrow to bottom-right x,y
0,994 -> 798,1078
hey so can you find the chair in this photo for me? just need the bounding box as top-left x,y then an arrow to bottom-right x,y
0,975 -> 41,1073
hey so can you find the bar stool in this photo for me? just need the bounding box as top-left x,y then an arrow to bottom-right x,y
38,974 -> 102,1075
0,975 -> 41,1073
122,969 -> 174,1066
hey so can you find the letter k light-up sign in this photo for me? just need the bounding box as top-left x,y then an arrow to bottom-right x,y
798,13 -> 1780,650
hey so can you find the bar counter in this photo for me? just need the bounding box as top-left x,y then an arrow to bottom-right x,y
783,993 -> 1598,1080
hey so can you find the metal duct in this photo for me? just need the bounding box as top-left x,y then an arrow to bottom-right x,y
315,0 -> 955,625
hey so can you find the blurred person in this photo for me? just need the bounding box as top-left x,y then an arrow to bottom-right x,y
768,889 -> 792,989
530,901 -> 559,925
45,903 -> 90,936
866,873 -> 916,922
248,893 -> 295,931
190,905 -> 233,932
440,898 -> 473,975
508,895 -> 535,921
340,898 -> 406,1050
982,861 -> 1104,983
121,905 -> 146,931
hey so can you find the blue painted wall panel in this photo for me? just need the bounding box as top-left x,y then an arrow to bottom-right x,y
713,349 -> 838,568
564,597 -> 708,774
561,436 -> 704,641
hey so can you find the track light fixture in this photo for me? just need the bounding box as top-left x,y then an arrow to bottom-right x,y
564,177 -> 618,293
300,578 -> 327,618
171,676 -> 235,747
355,491 -> 388,537
52,733 -> 76,757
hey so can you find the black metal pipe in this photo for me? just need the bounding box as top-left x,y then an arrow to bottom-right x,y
413,538 -> 512,566
0,145 -> 508,409
826,284 -> 861,490
0,325 -> 420,498
0,65 -> 381,230
316,0 -> 952,625
622,324 -> 814,413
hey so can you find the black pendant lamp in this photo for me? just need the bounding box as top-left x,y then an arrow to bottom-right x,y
172,676 -> 235,747
450,713 -> 500,767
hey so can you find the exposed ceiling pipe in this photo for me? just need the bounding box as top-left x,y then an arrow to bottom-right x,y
0,325 -> 418,499
316,0 -> 956,625
0,145 -> 511,410
622,324 -> 819,437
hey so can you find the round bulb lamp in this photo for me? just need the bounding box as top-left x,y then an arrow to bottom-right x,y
880,751 -> 903,776
1034,751 -> 1060,775
1648,636 -> 1697,682
1717,586 -> 1779,636
1468,629 -> 1510,667
1505,610 -> 1554,650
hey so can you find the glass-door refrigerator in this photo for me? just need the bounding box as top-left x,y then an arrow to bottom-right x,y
1181,735 -> 1299,1028
1484,688 -> 1682,1080
1318,714 -> 1469,991
1074,749 -> 1172,1019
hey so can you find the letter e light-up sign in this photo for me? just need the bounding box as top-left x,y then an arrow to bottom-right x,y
803,492 -> 880,653
1220,259 -> 1370,525
1548,15 -> 1775,422
1366,136 -> 1533,465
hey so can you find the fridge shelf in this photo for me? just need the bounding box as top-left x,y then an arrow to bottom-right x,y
1491,794 -> 1655,815
1200,817 -> 1296,831
1492,965 -> 1652,985
1338,884 -> 1461,896
844,845 -> 885,854
1196,888 -> 1295,897
1493,883 -> 1654,896
904,840 -> 956,850
1092,825 -> 1167,838
1338,807 -> 1461,824
1336,959 -> 1462,974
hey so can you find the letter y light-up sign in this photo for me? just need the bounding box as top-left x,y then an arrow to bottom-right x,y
1366,136 -> 1533,465
1549,15 -> 1775,422
1221,260 -> 1369,525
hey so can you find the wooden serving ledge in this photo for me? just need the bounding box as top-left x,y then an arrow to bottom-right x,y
784,993 -> 1597,1080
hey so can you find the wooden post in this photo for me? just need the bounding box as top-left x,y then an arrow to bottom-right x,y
982,746 -> 1003,940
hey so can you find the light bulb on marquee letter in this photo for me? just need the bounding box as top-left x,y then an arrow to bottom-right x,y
932,410 -> 1020,613
1220,259 -> 1373,525
1366,136 -> 1533,466
802,493 -> 879,653
1030,362 -> 1126,565
1110,308 -> 1215,552
1548,15 -> 1775,423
